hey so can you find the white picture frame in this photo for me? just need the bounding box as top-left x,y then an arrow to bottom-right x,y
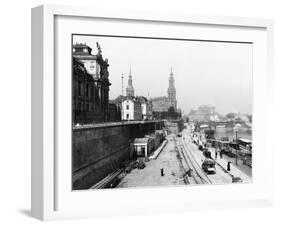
31,4 -> 274,221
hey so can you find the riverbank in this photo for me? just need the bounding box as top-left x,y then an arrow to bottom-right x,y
214,127 -> 252,141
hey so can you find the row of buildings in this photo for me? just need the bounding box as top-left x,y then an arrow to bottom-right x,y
187,105 -> 251,125
112,67 -> 181,121
111,67 -> 153,121
188,105 -> 219,122
72,42 -> 181,125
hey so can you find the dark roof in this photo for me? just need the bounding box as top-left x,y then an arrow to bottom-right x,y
113,95 -> 125,104
136,96 -> 148,103
123,96 -> 138,102
133,137 -> 150,144
73,43 -> 89,47
113,95 -> 145,104
73,43 -> 93,55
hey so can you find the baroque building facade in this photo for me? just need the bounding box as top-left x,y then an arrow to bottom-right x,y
72,42 -> 121,124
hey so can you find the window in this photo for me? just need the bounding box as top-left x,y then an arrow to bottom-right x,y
141,147 -> 145,156
126,114 -> 129,119
78,81 -> 82,96
126,105 -> 129,110
86,84 -> 90,98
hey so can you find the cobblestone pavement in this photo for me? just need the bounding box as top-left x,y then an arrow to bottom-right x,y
181,126 -> 252,184
117,126 -> 251,188
117,134 -> 185,188
181,129 -> 232,185
208,147 -> 252,183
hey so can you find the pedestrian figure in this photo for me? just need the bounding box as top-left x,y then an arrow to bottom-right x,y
161,168 -> 164,176
215,151 -> 218,160
220,150 -> 223,159
227,161 -> 231,171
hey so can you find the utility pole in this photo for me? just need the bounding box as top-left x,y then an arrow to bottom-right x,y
121,73 -> 124,121
121,73 -> 124,96
235,130 -> 238,165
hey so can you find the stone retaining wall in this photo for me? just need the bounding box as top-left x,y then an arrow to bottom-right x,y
72,120 -> 164,189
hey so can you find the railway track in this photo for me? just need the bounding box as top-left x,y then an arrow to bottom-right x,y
90,169 -> 123,189
175,137 -> 212,185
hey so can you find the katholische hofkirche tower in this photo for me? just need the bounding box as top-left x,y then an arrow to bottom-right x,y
150,67 -> 178,113
167,68 -> 177,109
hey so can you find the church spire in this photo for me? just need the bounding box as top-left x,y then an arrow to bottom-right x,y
126,65 -> 135,97
168,67 -> 176,105
168,67 -> 175,90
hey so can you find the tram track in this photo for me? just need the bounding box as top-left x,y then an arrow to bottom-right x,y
175,136 -> 212,185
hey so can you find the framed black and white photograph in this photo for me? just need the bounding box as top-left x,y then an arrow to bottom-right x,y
71,34 -> 253,190
31,4 -> 274,221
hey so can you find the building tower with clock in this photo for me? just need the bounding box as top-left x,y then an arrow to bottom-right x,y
126,66 -> 135,97
167,68 -> 177,109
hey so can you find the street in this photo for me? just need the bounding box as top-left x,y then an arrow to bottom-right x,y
180,126 -> 232,185
116,124 -> 251,188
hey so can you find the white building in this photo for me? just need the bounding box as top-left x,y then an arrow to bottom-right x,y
131,137 -> 154,158
121,97 -> 142,121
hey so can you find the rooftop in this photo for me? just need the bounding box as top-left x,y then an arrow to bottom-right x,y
136,96 -> 148,103
133,137 -> 150,144
238,138 -> 252,144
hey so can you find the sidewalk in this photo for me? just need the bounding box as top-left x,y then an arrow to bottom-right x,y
117,135 -> 185,188
181,127 -> 251,184
209,148 -> 252,183
149,140 -> 168,160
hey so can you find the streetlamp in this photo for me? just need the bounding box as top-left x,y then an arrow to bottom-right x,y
235,130 -> 238,165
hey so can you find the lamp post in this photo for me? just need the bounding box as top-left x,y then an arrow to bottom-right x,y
235,130 -> 238,165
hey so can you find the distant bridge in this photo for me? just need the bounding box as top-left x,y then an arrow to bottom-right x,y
193,120 -> 246,131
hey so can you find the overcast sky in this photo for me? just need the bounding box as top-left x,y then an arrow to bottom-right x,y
73,35 -> 252,115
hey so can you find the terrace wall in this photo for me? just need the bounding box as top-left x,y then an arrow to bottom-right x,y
72,120 -> 164,189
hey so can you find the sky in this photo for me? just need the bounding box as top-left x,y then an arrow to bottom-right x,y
73,35 -> 253,116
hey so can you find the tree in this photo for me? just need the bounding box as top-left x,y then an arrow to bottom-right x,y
247,114 -> 252,123
226,112 -> 236,119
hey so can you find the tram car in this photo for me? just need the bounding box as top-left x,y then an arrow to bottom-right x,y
237,138 -> 252,155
